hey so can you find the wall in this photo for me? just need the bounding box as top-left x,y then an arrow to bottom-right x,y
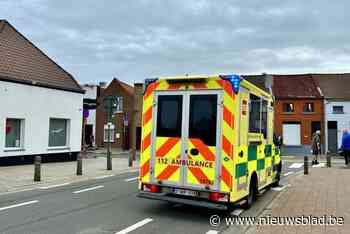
0,81 -> 83,157
325,100 -> 350,151
95,80 -> 134,149
274,98 -> 324,155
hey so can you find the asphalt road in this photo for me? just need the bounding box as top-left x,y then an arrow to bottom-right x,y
0,160 -> 306,234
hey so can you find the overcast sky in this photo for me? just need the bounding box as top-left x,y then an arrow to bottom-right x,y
1,0 -> 349,84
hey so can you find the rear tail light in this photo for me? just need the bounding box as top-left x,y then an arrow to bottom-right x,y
143,184 -> 160,193
209,192 -> 228,202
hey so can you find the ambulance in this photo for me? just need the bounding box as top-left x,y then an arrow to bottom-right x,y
138,74 -> 282,210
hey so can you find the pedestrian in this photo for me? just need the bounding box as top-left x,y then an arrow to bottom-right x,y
311,130 -> 321,165
341,129 -> 350,165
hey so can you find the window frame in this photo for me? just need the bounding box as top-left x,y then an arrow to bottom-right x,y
283,103 -> 295,113
48,118 -> 70,149
303,102 -> 315,113
156,95 -> 183,138
4,118 -> 25,151
248,94 -> 270,140
332,105 -> 344,114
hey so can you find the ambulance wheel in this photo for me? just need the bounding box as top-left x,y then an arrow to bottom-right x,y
243,175 -> 257,209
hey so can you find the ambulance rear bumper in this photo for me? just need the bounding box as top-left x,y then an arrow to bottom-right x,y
137,191 -> 228,210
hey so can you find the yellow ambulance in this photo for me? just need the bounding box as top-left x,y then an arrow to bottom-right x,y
138,74 -> 282,210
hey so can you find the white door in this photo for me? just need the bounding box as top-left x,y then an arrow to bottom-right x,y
283,123 -> 301,146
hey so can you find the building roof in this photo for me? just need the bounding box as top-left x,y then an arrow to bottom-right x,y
272,74 -> 322,99
312,73 -> 350,100
242,74 -> 270,93
102,78 -> 134,97
0,20 -> 84,93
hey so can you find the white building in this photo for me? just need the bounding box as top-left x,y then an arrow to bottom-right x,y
82,83 -> 105,147
313,74 -> 350,154
0,20 -> 84,159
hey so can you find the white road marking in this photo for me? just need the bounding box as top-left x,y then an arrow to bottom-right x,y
124,177 -> 138,182
312,163 -> 325,168
95,175 -> 115,179
0,200 -> 39,212
271,185 -> 288,192
283,171 -> 295,177
231,208 -> 244,216
39,183 -> 71,189
73,185 -> 104,194
115,218 -> 153,234
289,163 -> 303,169
206,230 -> 219,234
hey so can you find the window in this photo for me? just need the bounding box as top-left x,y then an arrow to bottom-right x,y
189,95 -> 217,146
248,95 -> 269,139
5,119 -> 23,148
261,100 -> 268,138
115,96 -> 123,113
156,95 -> 182,137
303,103 -> 314,112
249,94 -> 261,133
104,124 -> 115,142
333,106 -> 344,114
49,118 -> 68,147
283,103 -> 294,113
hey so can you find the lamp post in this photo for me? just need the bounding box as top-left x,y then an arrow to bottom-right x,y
103,95 -> 119,171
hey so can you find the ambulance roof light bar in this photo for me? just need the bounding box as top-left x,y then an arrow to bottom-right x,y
220,74 -> 241,94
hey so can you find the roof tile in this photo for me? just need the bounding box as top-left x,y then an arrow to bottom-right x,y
0,20 -> 83,93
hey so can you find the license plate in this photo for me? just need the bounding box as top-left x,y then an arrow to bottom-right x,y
173,188 -> 198,197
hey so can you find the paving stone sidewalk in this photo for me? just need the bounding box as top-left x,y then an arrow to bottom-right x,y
0,156 -> 139,194
246,166 -> 350,234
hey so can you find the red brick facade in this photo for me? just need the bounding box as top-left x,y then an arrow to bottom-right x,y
272,74 -> 325,149
274,99 -> 324,145
95,79 -> 135,150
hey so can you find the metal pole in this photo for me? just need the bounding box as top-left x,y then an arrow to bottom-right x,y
34,156 -> 41,182
304,155 -> 308,175
327,154 -> 331,168
77,153 -> 83,175
107,108 -> 112,170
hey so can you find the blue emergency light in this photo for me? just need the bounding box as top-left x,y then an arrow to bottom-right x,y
220,74 -> 241,94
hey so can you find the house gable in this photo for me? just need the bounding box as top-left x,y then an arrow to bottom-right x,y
0,20 -> 84,93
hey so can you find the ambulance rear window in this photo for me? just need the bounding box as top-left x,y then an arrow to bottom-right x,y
189,95 -> 217,146
156,95 -> 182,137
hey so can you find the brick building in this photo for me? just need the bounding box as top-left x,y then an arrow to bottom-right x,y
272,74 -> 324,155
95,78 -> 136,150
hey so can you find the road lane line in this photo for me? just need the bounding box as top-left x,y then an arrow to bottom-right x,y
289,163 -> 303,169
231,208 -> 244,216
115,218 -> 153,234
95,175 -> 115,179
73,185 -> 104,194
271,185 -> 288,192
124,177 -> 138,182
206,230 -> 219,234
283,171 -> 295,177
0,200 -> 39,212
39,183 -> 71,189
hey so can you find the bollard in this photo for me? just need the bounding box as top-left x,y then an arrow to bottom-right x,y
76,153 -> 83,175
129,148 -> 135,167
34,156 -> 41,182
327,154 -> 331,168
304,156 -> 308,175
107,150 -> 112,170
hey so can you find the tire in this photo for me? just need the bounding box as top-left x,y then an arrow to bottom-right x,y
243,176 -> 257,209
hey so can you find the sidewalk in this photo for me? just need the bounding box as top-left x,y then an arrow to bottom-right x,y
246,166 -> 350,234
0,155 -> 139,195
